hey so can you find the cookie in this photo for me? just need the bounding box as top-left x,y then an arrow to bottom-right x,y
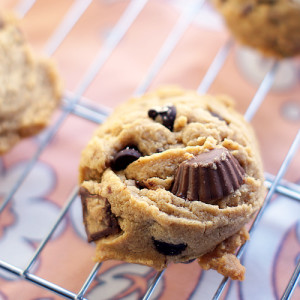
0,13 -> 62,155
79,87 -> 265,280
212,0 -> 300,58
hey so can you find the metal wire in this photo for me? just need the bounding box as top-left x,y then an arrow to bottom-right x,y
44,0 -> 93,56
197,38 -> 233,94
75,262 -> 102,300
142,270 -> 165,300
281,258 -> 300,300
264,172 -> 300,202
74,0 -> 148,97
0,259 -> 82,299
62,97 -> 109,124
1,0 -> 299,299
22,187 -> 79,275
244,61 -> 278,122
15,0 -> 36,17
134,0 -> 206,96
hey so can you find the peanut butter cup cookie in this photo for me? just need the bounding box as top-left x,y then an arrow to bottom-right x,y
212,0 -> 300,58
0,13 -> 62,154
79,87 -> 265,280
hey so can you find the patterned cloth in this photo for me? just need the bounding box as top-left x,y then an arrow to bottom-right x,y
0,0 -> 299,299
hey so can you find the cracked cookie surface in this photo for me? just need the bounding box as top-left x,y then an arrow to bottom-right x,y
79,86 -> 265,280
212,0 -> 300,58
0,13 -> 62,154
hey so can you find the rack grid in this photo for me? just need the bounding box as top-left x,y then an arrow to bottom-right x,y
0,0 -> 299,299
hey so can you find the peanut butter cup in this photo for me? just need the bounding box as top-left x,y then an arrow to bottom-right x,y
80,187 -> 120,242
171,148 -> 245,203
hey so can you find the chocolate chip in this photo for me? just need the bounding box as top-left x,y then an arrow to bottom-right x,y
148,105 -> 176,131
148,109 -> 158,119
135,181 -> 145,190
210,111 -> 229,124
155,147 -> 165,153
112,147 -> 142,171
241,4 -> 253,16
152,238 -> 187,256
80,187 -> 120,242
171,148 -> 245,203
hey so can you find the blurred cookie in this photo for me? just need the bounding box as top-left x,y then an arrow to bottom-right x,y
79,87 -> 265,280
0,13 -> 62,154
212,0 -> 300,58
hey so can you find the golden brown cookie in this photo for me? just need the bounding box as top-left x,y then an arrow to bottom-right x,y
0,13 -> 62,154
79,87 -> 265,280
212,0 -> 300,58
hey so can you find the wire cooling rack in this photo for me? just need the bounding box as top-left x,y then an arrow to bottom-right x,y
0,0 -> 299,299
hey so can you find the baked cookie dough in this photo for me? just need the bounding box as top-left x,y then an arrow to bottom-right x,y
79,87 -> 265,280
212,0 -> 300,58
0,13 -> 62,154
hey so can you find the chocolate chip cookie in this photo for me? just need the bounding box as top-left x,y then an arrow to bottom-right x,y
0,13 -> 62,154
79,87 -> 265,280
212,0 -> 300,58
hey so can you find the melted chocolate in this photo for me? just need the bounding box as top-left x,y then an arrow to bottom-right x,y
152,238 -> 187,256
148,105 -> 176,131
80,187 -> 120,242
